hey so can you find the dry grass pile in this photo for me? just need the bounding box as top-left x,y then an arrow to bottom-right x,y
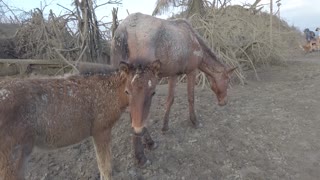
14,9 -> 76,60
188,5 -> 303,84
0,23 -> 19,38
0,23 -> 19,58
0,1 -> 304,84
0,0 -> 115,66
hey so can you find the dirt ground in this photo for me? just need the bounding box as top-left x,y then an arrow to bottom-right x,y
24,54 -> 320,180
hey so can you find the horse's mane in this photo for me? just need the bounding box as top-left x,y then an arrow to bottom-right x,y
173,19 -> 224,66
129,60 -> 152,73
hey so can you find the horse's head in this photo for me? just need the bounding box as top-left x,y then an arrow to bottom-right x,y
205,67 -> 236,106
119,60 -> 161,133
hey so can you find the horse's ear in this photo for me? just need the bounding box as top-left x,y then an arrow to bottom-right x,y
119,61 -> 130,75
227,67 -> 237,75
150,59 -> 161,77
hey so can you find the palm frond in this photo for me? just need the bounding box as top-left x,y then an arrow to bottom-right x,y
152,0 -> 178,16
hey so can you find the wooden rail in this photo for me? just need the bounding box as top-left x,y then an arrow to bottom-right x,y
0,59 -> 73,77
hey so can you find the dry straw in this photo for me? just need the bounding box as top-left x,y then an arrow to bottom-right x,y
8,0 -> 116,68
186,5 -> 302,85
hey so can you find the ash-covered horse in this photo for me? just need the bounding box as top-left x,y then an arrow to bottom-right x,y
0,61 -> 160,180
111,13 -> 236,133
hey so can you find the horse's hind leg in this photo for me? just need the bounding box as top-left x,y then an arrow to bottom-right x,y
162,76 -> 177,132
92,130 -> 112,180
187,71 -> 202,128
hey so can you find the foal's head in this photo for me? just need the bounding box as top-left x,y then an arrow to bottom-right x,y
119,60 -> 161,133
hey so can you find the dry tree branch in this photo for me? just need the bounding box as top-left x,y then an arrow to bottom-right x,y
54,48 -> 79,73
57,3 -> 75,14
111,7 -> 118,38
0,0 -> 20,23
54,47 -> 81,52
94,0 -> 122,10
75,45 -> 88,64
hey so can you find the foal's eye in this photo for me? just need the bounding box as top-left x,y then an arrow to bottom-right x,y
125,90 -> 130,95
151,92 -> 156,96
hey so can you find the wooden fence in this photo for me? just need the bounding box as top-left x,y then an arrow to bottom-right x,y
0,59 -> 74,77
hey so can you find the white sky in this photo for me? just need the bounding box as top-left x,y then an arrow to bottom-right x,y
8,0 -> 320,31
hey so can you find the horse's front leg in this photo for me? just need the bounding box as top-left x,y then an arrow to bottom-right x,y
132,127 -> 151,168
92,130 -> 112,180
162,76 -> 177,132
142,127 -> 158,150
187,71 -> 202,128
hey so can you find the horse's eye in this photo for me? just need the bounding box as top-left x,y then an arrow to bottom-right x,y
125,90 -> 130,95
151,92 -> 156,96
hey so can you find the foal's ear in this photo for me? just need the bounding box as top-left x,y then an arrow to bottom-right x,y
119,61 -> 130,75
150,59 -> 161,77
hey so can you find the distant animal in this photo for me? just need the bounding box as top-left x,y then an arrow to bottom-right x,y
301,39 -> 320,53
111,13 -> 236,134
304,28 -> 316,43
0,61 -> 159,180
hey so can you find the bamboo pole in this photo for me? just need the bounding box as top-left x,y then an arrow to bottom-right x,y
270,0 -> 273,46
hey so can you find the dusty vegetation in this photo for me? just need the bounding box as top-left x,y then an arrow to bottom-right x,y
0,0 -> 119,64
175,3 -> 303,84
0,0 -> 304,83
1,1 -> 317,180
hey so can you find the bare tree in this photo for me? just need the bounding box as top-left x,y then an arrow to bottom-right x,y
111,7 -> 118,38
71,0 -> 122,63
73,0 -> 101,62
270,0 -> 273,46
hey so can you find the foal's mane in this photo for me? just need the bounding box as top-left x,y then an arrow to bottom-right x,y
69,63 -> 125,88
129,60 -> 152,74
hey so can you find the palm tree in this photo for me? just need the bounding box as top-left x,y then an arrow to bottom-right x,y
152,0 -> 205,17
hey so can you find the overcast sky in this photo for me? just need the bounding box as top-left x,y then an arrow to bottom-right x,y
9,0 -> 320,31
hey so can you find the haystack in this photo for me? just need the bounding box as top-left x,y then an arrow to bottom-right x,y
187,5 -> 303,84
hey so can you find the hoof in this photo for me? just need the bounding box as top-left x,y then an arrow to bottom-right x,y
148,142 -> 158,150
144,142 -> 159,150
94,173 -> 101,180
195,122 -> 203,129
161,126 -> 169,133
138,159 -> 151,168
192,121 -> 203,129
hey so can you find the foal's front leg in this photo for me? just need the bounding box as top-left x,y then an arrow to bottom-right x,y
142,127 -> 158,150
162,76 -> 177,132
0,145 -> 27,180
0,133 -> 33,180
187,71 -> 202,128
93,130 -> 112,180
132,127 -> 152,167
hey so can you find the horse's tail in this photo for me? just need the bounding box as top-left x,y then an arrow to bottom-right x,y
111,27 -> 130,66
